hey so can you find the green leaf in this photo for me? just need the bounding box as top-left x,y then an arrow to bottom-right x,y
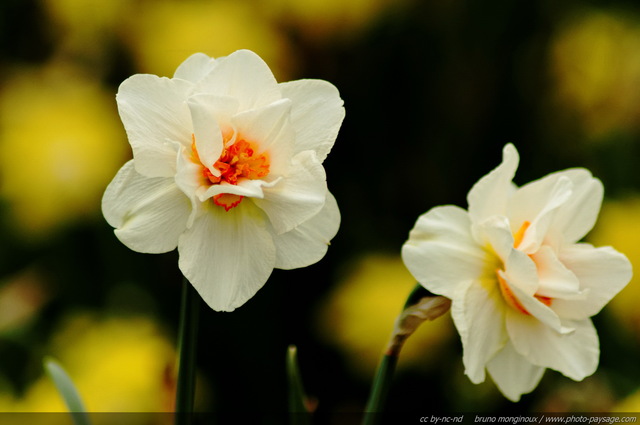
286,345 -> 311,425
43,357 -> 92,425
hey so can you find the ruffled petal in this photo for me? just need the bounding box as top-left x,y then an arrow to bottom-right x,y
503,271 -> 572,334
116,74 -> 193,177
188,94 -> 239,175
231,98 -> 295,176
476,216 -> 538,295
510,176 -> 573,254
475,215 -> 515,265
253,150 -> 327,235
173,53 -> 216,83
200,178 -> 276,202
272,191 -> 340,269
550,170 -> 603,243
452,279 -> 509,384
509,169 -> 603,247
531,245 -> 583,300
175,144 -> 208,204
177,200 -> 276,312
486,342 -> 545,402
402,205 -> 491,299
467,144 -> 519,227
188,93 -> 239,128
501,249 -> 539,296
279,79 -> 345,162
553,243 -> 632,320
197,49 -> 281,111
507,313 -> 599,381
102,161 -> 190,253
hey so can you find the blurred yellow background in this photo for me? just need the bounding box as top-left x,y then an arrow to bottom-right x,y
0,0 -> 639,419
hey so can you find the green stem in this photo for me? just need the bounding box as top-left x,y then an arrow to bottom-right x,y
175,278 -> 200,425
362,284 -> 437,425
362,353 -> 398,425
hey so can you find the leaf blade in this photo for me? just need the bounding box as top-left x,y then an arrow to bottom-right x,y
44,357 -> 92,425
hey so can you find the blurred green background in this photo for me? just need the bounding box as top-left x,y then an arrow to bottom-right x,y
0,0 -> 640,422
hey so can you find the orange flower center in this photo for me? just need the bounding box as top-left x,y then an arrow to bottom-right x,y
191,133 -> 270,211
496,221 -> 554,315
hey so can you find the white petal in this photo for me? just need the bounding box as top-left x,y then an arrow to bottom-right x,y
476,216 -> 538,295
531,245 -> 583,299
509,169 -> 603,246
189,93 -> 240,128
102,161 -> 190,253
467,144 -> 519,226
200,178 -> 274,202
175,145 -> 207,201
553,243 -> 632,320
178,200 -> 276,312
503,271 -> 572,334
551,170 -> 603,243
507,313 -> 599,381
452,279 -> 508,384
272,191 -> 340,270
502,249 -> 539,296
174,53 -> 216,82
188,94 -> 238,175
253,151 -> 327,235
116,74 -> 193,177
486,342 -> 545,402
197,49 -> 281,111
279,79 -> 345,162
511,176 -> 573,253
232,98 -> 295,176
401,205 -> 490,299
475,215 -> 515,264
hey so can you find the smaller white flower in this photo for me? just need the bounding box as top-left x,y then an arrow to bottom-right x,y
102,50 -> 344,312
402,144 -> 632,401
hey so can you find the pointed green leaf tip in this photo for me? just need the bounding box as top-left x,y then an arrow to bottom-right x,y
43,357 -> 92,425
287,345 -> 311,425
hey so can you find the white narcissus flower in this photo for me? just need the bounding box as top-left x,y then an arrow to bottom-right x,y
102,50 -> 344,312
402,144 -> 632,401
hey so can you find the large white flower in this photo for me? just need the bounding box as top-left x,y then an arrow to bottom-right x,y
102,50 -> 344,312
402,144 -> 632,401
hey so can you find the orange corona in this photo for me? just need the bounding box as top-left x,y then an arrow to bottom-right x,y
191,133 -> 270,211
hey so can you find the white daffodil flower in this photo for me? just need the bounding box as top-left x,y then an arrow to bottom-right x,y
402,144 -> 632,401
103,50 -> 344,312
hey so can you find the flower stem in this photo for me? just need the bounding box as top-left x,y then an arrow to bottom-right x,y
175,278 -> 200,425
362,352 -> 399,425
362,284 -> 451,425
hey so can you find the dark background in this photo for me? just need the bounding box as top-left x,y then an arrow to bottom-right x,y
0,0 -> 639,423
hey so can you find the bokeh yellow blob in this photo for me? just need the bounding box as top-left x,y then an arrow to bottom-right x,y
123,0 -> 295,80
262,0 -> 406,41
550,9 -> 640,139
0,313 -> 176,418
612,387 -> 640,412
42,0 -> 131,58
0,63 -> 127,239
318,253 -> 453,378
587,197 -> 640,334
